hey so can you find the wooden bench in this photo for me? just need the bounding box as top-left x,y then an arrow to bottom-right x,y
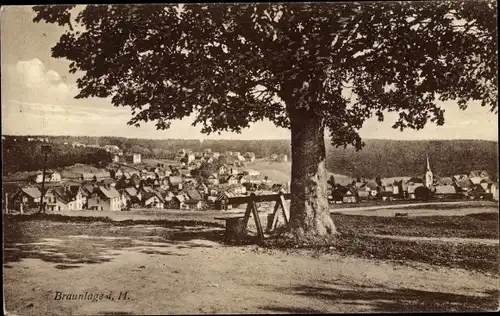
214,216 -> 248,244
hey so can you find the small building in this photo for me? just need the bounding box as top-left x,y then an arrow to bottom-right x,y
237,175 -> 248,184
143,191 -> 165,209
433,185 -> 457,199
186,153 -> 196,163
244,169 -> 260,177
278,154 -> 288,162
103,145 -> 121,153
469,170 -> 490,180
168,176 -> 183,191
225,175 -> 238,185
45,187 -> 80,211
217,164 -> 230,176
206,174 -> 219,185
11,187 -> 42,211
185,199 -> 203,210
87,186 -> 122,211
435,177 -> 454,186
123,153 -> 142,164
342,189 -> 357,203
244,152 -> 256,162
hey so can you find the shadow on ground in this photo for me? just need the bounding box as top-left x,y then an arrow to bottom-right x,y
3,215 -> 228,269
263,283 -> 500,312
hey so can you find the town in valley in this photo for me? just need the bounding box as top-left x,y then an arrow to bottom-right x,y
3,135 -> 498,215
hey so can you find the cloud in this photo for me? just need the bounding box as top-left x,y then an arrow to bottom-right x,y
14,58 -> 73,98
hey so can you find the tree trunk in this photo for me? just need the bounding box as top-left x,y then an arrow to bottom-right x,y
288,110 -> 337,238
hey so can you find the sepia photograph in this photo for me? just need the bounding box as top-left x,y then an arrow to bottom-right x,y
1,2 -> 498,315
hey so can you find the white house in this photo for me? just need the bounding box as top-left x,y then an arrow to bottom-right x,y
123,153 -> 142,164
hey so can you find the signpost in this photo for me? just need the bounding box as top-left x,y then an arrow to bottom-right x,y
38,145 -> 51,214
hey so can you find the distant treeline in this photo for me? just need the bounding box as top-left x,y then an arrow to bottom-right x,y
325,139 -> 498,180
2,137 -> 112,175
4,136 -> 497,180
13,135 -> 292,160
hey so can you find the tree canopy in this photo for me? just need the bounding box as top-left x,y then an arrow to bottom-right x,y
33,2 -> 497,149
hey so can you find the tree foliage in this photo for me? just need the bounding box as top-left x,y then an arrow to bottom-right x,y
33,2 -> 497,149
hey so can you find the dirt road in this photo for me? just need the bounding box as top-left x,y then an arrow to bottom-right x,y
4,233 -> 499,315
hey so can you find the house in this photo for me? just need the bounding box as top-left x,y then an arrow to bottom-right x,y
206,174 -> 219,185
123,153 -> 142,164
178,169 -> 191,178
244,152 -> 256,162
491,183 -> 499,201
87,186 -> 122,211
112,169 -> 125,179
342,188 -> 357,203
186,153 -> 196,163
270,154 -> 278,161
143,172 -> 157,180
33,172 -> 44,183
100,178 -> 117,187
196,182 -> 209,195
469,170 -> 490,180
436,177 -> 454,186
186,189 -> 203,202
272,183 -> 285,193
120,187 -> 141,208
434,185 -> 457,198
103,145 -> 121,153
454,179 -> 472,192
237,175 -> 248,184
143,191 -> 165,209
185,199 -> 203,210
244,169 -> 260,177
168,176 -> 183,191
169,194 -> 187,209
11,187 -> 41,211
69,185 -> 88,209
278,154 -> 288,162
129,176 -> 142,189
469,177 -> 483,185
49,172 -> 61,182
452,174 -> 469,182
225,175 -> 238,185
217,164 -> 230,176
45,187 -> 82,211
33,171 -> 61,183
229,184 -> 247,195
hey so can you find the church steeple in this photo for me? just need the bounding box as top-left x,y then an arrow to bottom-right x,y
424,154 -> 433,188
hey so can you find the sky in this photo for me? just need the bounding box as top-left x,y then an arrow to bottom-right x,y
1,5 -> 498,141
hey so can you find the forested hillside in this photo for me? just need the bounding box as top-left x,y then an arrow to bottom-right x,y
2,137 -> 112,175
3,135 -> 497,180
325,139 -> 498,179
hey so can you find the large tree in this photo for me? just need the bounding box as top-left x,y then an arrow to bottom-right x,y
33,2 -> 497,238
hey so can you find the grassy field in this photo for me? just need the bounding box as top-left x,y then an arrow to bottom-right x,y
245,159 -> 353,185
333,212 -> 498,239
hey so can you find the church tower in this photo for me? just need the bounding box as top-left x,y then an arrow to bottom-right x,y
424,154 -> 433,188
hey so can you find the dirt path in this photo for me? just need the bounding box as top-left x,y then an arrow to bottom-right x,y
4,235 -> 498,315
364,234 -> 500,246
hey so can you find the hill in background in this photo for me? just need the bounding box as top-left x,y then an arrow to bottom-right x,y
3,135 -> 497,181
326,139 -> 498,180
